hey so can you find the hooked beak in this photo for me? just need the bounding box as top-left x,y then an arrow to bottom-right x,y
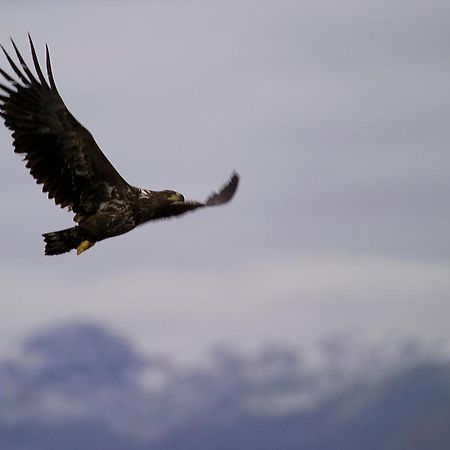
168,193 -> 185,203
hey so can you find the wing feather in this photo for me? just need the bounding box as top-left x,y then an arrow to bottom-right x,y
0,37 -> 130,216
10,38 -> 39,86
28,34 -> 49,88
205,171 -> 239,206
0,67 -> 15,83
1,45 -> 29,85
45,44 -> 58,92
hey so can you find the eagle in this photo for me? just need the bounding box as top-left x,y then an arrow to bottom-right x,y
0,36 -> 239,256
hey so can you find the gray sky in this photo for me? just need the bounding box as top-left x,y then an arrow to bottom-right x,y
1,0 -> 449,363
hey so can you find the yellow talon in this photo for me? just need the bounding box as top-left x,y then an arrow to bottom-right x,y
77,240 -> 95,255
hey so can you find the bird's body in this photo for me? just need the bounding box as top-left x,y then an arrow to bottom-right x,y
0,36 -> 239,255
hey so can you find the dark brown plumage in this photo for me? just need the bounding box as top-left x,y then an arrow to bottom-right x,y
0,36 -> 239,255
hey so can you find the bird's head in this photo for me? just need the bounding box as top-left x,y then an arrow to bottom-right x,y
163,190 -> 185,203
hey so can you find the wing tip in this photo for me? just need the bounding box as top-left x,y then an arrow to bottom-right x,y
230,170 -> 240,183
45,43 -> 57,91
205,170 -> 240,207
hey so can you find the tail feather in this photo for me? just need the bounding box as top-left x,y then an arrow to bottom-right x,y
43,227 -> 85,255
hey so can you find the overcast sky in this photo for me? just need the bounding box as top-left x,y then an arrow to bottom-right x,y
0,0 -> 449,363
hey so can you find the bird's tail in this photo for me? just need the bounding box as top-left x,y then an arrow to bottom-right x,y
43,227 -> 90,256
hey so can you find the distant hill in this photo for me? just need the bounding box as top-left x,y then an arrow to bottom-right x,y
1,322 -> 449,450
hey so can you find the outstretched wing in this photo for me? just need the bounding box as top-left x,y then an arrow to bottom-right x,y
204,171 -> 239,206
0,36 -> 130,217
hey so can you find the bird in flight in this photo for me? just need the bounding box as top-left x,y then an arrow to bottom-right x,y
0,36 -> 239,256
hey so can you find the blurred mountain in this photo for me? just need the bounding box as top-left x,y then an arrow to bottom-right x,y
0,322 -> 449,449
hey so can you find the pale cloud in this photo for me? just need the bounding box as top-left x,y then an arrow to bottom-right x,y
2,255 -> 450,362
0,0 -> 449,360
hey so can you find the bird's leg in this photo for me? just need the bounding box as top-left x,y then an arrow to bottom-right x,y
76,240 -> 95,255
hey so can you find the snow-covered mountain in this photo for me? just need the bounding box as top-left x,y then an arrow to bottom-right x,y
1,322 -> 449,449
